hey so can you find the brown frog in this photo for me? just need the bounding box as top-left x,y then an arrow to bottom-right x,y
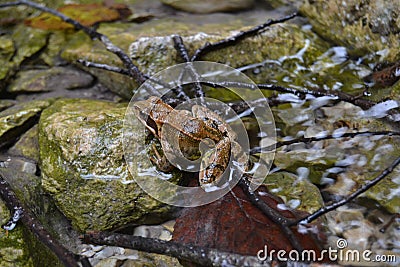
133,96 -> 247,186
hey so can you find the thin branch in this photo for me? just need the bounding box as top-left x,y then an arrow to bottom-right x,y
72,61 -> 293,108
191,12 -> 298,61
291,156 -> 400,225
76,59 -> 167,97
172,35 -> 191,62
238,177 -> 303,251
201,80 -> 391,113
250,131 -> 400,154
82,231 -> 270,267
0,172 -> 89,267
0,0 -> 146,85
171,35 -> 198,99
77,59 -> 131,76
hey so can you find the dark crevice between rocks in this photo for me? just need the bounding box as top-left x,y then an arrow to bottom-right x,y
16,33 -> 50,68
0,113 -> 40,151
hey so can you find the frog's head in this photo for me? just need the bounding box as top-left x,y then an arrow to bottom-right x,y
132,96 -> 171,137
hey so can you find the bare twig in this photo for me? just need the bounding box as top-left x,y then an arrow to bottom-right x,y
172,35 -> 204,98
250,131 -> 400,154
76,59 -> 164,97
0,172 -> 89,267
172,35 -> 191,62
201,80 -> 396,116
77,59 -> 131,76
191,12 -> 298,61
290,156 -> 400,225
82,231 -> 270,267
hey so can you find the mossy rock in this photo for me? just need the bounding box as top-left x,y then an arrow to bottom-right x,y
62,17 -> 329,99
0,200 -> 34,267
300,0 -> 400,61
0,25 -> 48,90
39,98 -> 179,231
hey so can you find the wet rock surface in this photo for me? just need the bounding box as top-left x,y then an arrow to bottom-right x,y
0,0 -> 399,266
326,204 -> 400,266
160,0 -> 254,13
38,98 -> 179,231
300,0 -> 400,61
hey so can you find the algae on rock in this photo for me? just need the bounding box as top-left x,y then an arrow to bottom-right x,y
0,200 -> 34,267
300,0 -> 400,61
39,98 -> 179,231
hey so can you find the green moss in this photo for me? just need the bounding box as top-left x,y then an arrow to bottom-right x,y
11,25 -> 49,67
22,227 -> 63,267
0,35 -> 15,83
39,99 -> 179,231
0,200 -> 34,267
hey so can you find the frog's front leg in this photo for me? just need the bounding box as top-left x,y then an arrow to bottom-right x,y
148,142 -> 175,173
199,137 -> 231,185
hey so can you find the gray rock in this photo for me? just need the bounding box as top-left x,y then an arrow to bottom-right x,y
8,67 -> 94,93
161,0 -> 254,13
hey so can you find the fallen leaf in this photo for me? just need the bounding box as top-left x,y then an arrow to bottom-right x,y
24,3 -> 128,30
173,185 -> 325,261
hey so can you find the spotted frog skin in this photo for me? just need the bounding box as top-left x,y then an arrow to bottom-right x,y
133,96 -> 246,186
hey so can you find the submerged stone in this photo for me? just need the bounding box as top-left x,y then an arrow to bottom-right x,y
7,67 -> 94,93
161,0 -> 254,13
264,171 -> 323,213
38,98 -> 179,231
